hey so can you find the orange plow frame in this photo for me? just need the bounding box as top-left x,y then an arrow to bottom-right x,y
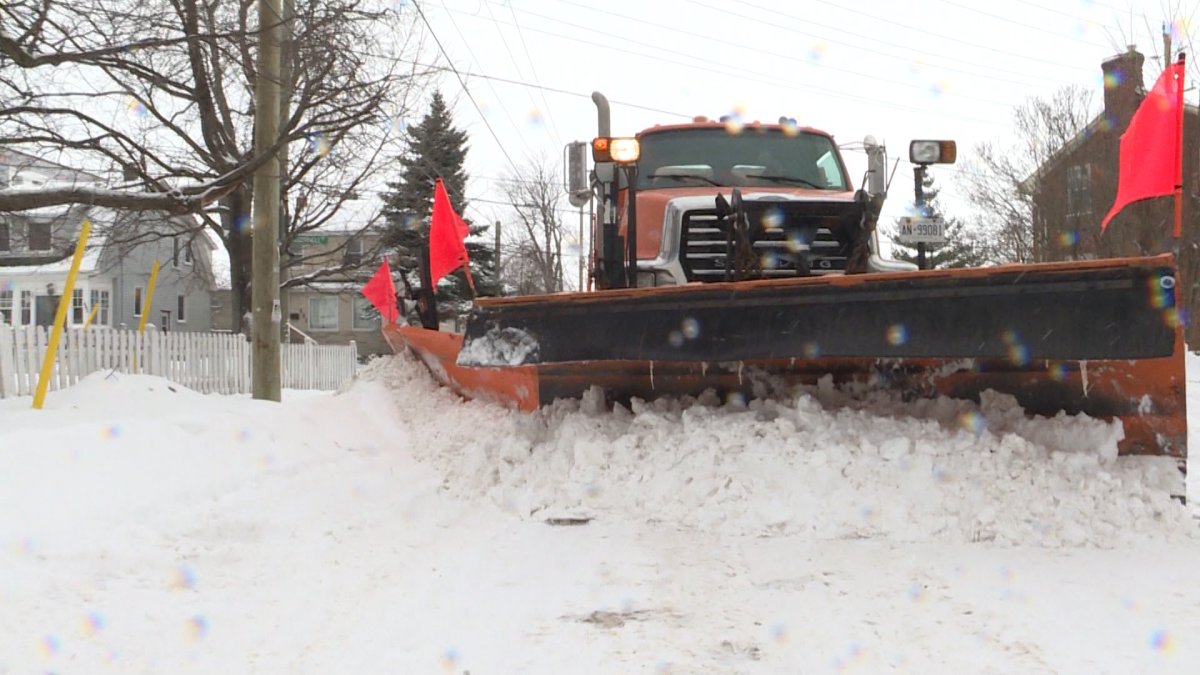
383,254 -> 1187,477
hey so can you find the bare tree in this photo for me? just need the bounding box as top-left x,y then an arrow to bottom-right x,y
961,85 -> 1096,263
1,0 -> 427,328
0,1 -> 278,213
499,159 -> 568,295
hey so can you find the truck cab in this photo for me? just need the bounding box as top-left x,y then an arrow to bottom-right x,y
583,95 -> 913,291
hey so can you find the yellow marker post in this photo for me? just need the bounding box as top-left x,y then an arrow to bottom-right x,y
81,304 -> 100,332
33,218 -> 92,410
132,259 -> 160,372
138,260 -> 160,334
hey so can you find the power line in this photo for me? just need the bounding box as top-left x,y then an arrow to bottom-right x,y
391,57 -> 693,118
476,0 -> 551,147
931,0 -> 1117,48
670,0 -> 1084,88
400,1 -> 1132,226
432,0 -> 539,162
409,0 -> 524,178
1009,0 -> 1119,24
469,195 -> 580,213
431,5 -> 1014,127
508,3 -> 564,145
496,1 -> 1026,109
498,0 -> 564,146
412,1 -> 1132,206
803,0 -> 1100,75
391,2 -> 1119,132
1081,0 -> 1155,16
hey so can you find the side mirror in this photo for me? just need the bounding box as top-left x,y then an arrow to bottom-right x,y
565,141 -> 590,208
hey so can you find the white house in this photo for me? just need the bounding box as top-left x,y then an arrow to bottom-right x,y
1,150 -> 217,331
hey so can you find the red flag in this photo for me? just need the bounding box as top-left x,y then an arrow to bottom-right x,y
428,178 -> 472,286
361,259 -> 398,324
1101,59 -> 1185,231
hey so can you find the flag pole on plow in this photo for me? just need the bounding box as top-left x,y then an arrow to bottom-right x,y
1173,53 -> 1187,240
1101,52 -> 1187,238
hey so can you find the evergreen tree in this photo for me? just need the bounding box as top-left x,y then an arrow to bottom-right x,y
888,172 -> 986,269
381,91 -> 499,323
383,91 -> 470,224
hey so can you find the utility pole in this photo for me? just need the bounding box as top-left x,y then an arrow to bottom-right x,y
578,205 -> 585,291
252,0 -> 283,401
556,231 -> 563,292
913,165 -> 927,270
494,219 -> 501,279
277,0 -> 294,344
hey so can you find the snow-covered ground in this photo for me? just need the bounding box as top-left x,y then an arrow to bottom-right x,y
2,353 -> 1199,673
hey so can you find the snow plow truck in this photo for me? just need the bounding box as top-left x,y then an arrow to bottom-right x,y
383,92 -> 1187,491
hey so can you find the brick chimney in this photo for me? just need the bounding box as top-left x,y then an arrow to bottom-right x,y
1101,48 -> 1145,130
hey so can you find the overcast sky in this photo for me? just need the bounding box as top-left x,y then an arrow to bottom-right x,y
403,0 -> 1190,231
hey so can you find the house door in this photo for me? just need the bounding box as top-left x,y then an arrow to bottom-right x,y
35,296 -> 58,327
160,310 -> 172,332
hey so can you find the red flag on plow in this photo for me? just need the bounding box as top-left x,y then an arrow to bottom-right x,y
1101,55 -> 1186,234
361,259 -> 399,324
429,178 -> 473,288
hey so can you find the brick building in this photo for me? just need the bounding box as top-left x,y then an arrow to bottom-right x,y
1023,48 -> 1200,344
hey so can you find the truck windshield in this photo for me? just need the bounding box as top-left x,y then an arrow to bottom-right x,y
636,127 -> 849,191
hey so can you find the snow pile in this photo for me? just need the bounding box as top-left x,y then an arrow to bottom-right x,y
457,326 -> 540,366
365,355 -> 1196,548
0,370 -> 420,555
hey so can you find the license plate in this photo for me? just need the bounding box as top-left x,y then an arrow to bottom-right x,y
896,216 -> 946,244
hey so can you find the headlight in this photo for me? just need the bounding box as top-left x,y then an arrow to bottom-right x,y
592,137 -> 640,164
609,138 -> 640,163
909,140 -> 957,165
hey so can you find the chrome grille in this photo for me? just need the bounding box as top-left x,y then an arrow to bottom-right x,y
680,207 -> 852,281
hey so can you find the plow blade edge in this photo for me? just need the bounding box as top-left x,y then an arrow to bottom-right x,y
386,255 -> 1186,467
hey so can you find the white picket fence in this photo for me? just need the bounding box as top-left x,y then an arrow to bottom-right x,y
0,326 -> 359,398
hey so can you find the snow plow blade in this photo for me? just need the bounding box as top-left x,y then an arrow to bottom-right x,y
384,255 -> 1186,471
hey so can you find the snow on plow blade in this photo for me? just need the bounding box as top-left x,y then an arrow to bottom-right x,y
384,255 -> 1186,470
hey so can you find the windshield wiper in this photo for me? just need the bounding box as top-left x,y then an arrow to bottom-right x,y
744,174 -> 824,189
649,173 -> 721,186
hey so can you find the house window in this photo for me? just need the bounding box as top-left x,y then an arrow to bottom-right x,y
72,288 -> 84,324
134,287 -> 144,316
0,223 -> 9,251
308,295 -> 339,330
173,237 -> 193,267
89,290 -> 109,326
1066,164 -> 1091,217
0,290 -> 11,324
345,236 -> 364,264
28,222 -> 51,251
352,296 -> 379,331
20,290 -> 32,325
177,295 -> 186,323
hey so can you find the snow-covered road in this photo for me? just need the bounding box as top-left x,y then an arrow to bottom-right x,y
2,355 -> 1198,673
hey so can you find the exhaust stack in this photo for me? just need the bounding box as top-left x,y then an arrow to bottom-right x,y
592,91 -> 623,288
